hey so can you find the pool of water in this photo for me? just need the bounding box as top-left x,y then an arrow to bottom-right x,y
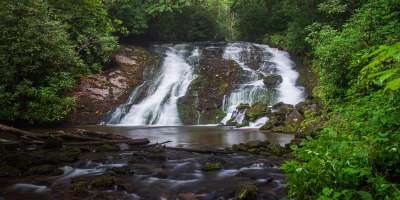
45,125 -> 294,148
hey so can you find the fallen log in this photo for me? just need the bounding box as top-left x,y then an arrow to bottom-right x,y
165,147 -> 234,154
73,129 -> 130,140
0,123 -> 43,141
48,131 -> 106,142
64,138 -> 150,146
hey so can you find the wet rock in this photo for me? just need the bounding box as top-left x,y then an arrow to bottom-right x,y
91,174 -> 118,190
294,101 -> 307,114
0,165 -> 21,177
178,47 -> 243,124
263,74 -> 282,88
28,164 -> 63,176
287,109 -> 304,124
245,102 -> 270,122
43,136 -> 63,149
66,46 -> 155,125
237,103 -> 251,111
201,162 -> 222,171
154,167 -> 169,179
71,180 -> 89,196
178,192 -> 198,200
109,166 -> 134,175
95,144 -> 120,152
272,102 -> 294,114
235,183 -> 258,200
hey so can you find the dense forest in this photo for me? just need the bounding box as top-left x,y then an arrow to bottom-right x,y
1,0 -> 399,199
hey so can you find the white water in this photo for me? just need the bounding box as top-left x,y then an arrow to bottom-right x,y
117,45 -> 198,126
107,42 -> 303,126
221,43 -> 304,126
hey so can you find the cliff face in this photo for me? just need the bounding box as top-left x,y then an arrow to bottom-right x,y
65,46 -> 156,125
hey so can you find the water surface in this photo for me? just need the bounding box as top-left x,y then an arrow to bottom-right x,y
52,125 -> 294,148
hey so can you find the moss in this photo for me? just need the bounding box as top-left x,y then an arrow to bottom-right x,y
95,144 -> 119,152
71,180 -> 89,195
28,164 -> 63,176
269,144 -> 288,156
236,103 -> 250,110
91,174 -> 118,190
245,102 -> 269,121
236,120 -> 250,128
109,166 -> 134,175
202,162 -> 222,171
0,165 -> 21,177
235,183 -> 258,200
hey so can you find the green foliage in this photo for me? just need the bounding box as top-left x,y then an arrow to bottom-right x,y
47,0 -> 118,71
0,0 -> 82,123
149,2 -> 222,41
282,1 -> 400,199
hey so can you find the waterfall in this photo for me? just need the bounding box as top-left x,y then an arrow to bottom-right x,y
106,42 -> 303,127
112,44 -> 198,126
221,42 -> 304,126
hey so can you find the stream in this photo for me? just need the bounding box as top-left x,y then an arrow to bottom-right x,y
0,42 -> 304,200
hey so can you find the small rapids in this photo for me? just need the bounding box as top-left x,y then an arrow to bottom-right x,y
106,42 -> 304,127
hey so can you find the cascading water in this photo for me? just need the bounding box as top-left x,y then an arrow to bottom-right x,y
109,44 -> 199,126
106,42 -> 303,127
221,43 -> 304,127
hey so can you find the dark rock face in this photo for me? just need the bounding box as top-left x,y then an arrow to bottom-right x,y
263,74 -> 283,88
65,46 -> 156,125
178,47 -> 243,124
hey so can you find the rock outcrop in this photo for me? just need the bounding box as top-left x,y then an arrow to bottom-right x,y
178,47 -> 243,124
65,46 -> 156,125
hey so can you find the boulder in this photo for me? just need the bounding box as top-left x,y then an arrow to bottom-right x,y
263,74 -> 283,88
245,102 -> 270,121
235,183 -> 258,200
272,102 -> 294,113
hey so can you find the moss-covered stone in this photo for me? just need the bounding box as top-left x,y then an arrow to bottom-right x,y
95,144 -> 119,152
263,74 -> 283,88
71,180 -> 89,195
237,103 -> 250,110
28,164 -> 63,176
0,165 -> 21,177
109,166 -> 134,175
91,174 -> 118,190
177,47 -> 243,124
201,162 -> 222,171
235,183 -> 258,200
245,102 -> 270,121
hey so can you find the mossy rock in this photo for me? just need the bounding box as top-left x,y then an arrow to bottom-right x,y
272,102 -> 294,114
28,164 -> 63,176
245,102 -> 270,121
91,174 -> 118,190
268,144 -> 288,156
0,165 -> 21,177
71,180 -> 89,195
30,147 -> 81,165
236,120 -> 250,128
95,144 -> 119,152
263,74 -> 283,88
109,166 -> 134,175
1,153 -> 33,170
237,103 -> 250,111
235,183 -> 258,200
201,162 -> 222,171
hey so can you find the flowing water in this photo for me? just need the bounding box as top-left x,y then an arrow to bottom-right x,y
0,42 -> 305,200
106,42 -> 304,127
221,43 -> 304,126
